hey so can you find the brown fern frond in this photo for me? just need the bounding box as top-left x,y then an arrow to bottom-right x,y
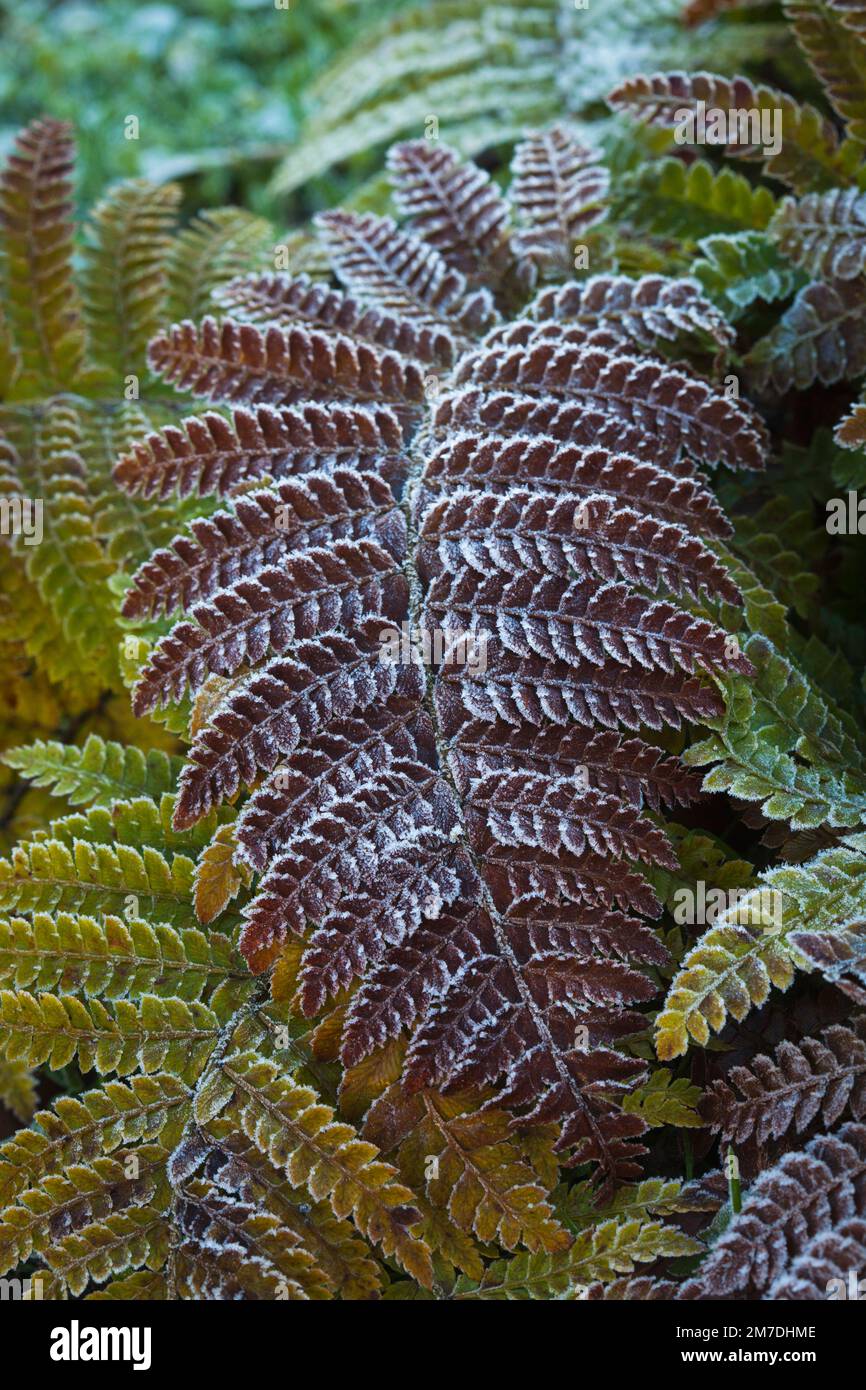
607,69 -> 843,191
237,761 -> 460,952
235,707 -> 435,873
295,859 -> 473,1011
700,1019 -> 866,1145
465,772 -> 680,869
432,388 -> 698,475
437,644 -> 726,736
122,469 -> 404,619
387,140 -> 524,290
530,275 -> 735,353
111,130 -> 770,1208
771,188 -> 866,280
453,339 -> 769,471
416,436 -> 732,534
771,1216 -> 866,1298
132,541 -> 407,713
418,492 -> 744,603
173,622 -> 424,829
791,919 -> 866,1005
827,0 -> 866,35
113,402 -> 408,501
450,722 -> 706,812
315,210 -> 497,338
217,272 -> 457,368
680,1124 -> 866,1297
399,905 -> 653,1195
510,125 -> 609,273
425,571 -> 746,679
147,316 -> 427,411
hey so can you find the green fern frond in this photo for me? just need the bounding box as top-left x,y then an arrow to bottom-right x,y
0,118 -> 87,397
0,1072 -> 189,1207
692,231 -> 807,317
0,404 -> 120,688
0,990 -> 221,1080
656,833 -> 866,1057
450,1218 -> 703,1298
615,158 -> 777,240
0,1144 -> 170,1277
620,1070 -> 704,1128
0,912 -> 251,1017
81,180 -> 182,382
0,830 -> 199,928
3,734 -> 182,809
785,0 -> 866,144
685,634 -> 866,829
166,208 -> 276,323
41,1205 -> 170,1298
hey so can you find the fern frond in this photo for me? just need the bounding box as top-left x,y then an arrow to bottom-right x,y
791,917 -> 866,1003
685,633 -> 866,829
0,1057 -> 36,1123
0,829 -> 199,928
217,273 -> 456,368
451,336 -> 769,470
113,401 -> 408,501
700,1018 -> 866,1143
771,187 -> 866,280
195,1048 -> 435,1286
122,469 -> 404,622
81,180 -> 181,379
147,316 -> 427,412
0,406 -> 120,687
746,278 -> 866,394
509,125 -> 609,274
0,990 -> 220,1081
784,0 -> 866,143
0,1073 -> 189,1207
692,231 -> 806,317
656,834 -> 866,1057
166,208 -> 275,323
608,70 -> 856,191
2,735 -> 182,809
681,1122 -> 866,1296
0,911 -> 250,1014
614,157 -> 777,239
39,1205 -> 170,1298
315,210 -> 497,338
529,273 -> 734,354
451,1217 -> 702,1298
388,139 -> 521,288
0,118 -> 86,394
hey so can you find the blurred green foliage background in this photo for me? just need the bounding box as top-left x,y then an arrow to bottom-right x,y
0,0 -> 394,218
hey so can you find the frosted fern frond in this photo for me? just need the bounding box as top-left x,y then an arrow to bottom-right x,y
700,1017 -> 866,1144
2,735 -> 183,809
608,70 -> 855,192
680,1123 -> 866,1297
112,133 -> 770,1212
656,834 -> 866,1057
771,188 -> 866,281
509,125 -> 609,274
